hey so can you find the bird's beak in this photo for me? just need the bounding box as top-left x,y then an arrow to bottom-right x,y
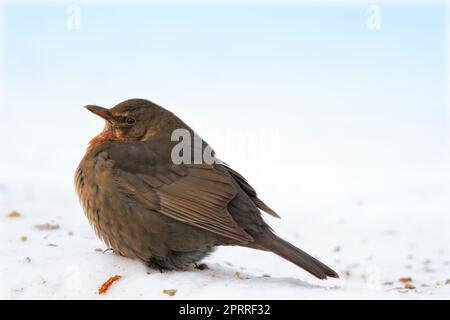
84,105 -> 113,122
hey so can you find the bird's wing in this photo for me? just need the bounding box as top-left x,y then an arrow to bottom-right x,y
223,165 -> 280,218
111,147 -> 254,244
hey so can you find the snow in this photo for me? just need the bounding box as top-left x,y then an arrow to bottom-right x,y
1,107 -> 449,300
1,187 -> 449,300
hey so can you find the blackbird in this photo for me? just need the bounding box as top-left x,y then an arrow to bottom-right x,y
75,99 -> 338,279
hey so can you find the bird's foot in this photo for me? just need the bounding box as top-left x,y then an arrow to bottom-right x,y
195,263 -> 209,271
147,258 -> 169,273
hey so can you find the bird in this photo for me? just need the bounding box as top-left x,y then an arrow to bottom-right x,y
75,98 -> 338,280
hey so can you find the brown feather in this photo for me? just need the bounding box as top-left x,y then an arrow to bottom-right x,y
115,166 -> 254,244
224,165 -> 280,218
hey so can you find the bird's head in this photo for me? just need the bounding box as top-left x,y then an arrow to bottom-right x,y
85,99 -> 183,143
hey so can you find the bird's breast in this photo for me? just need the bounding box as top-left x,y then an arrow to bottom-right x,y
75,152 -> 121,248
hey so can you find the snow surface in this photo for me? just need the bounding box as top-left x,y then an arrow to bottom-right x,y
0,103 -> 449,300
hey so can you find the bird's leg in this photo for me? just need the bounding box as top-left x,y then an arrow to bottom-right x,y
195,263 -> 209,271
147,258 -> 169,273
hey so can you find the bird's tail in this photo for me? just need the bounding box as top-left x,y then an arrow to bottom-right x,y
258,234 -> 339,280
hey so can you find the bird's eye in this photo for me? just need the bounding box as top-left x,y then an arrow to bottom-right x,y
125,117 -> 136,125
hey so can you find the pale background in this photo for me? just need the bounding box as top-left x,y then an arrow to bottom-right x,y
0,0 -> 449,299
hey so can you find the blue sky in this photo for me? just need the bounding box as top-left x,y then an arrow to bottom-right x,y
3,4 -> 446,115
0,3 -> 448,173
